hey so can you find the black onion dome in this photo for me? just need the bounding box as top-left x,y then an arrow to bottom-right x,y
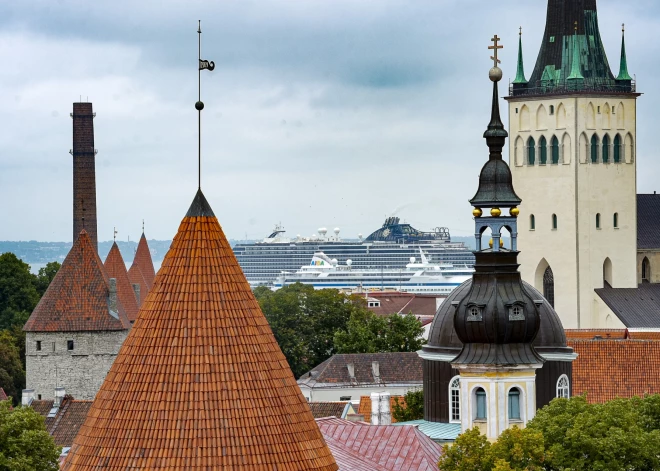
423,280 -> 572,357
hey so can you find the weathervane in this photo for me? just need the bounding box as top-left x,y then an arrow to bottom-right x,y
196,20 -> 215,190
142,219 -> 145,233
488,35 -> 503,82
114,227 -> 118,242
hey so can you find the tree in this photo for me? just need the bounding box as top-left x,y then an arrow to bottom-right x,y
0,253 -> 40,330
33,262 -> 61,297
0,331 -> 25,405
438,427 -> 493,471
392,389 -> 424,422
333,310 -> 424,354
0,400 -> 60,470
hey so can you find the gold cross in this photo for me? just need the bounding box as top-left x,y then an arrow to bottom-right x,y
489,35 -> 503,67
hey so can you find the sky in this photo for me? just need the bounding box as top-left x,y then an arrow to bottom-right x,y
0,0 -> 658,243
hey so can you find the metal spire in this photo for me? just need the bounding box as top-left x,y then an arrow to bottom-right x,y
617,23 -> 632,81
567,21 -> 584,81
195,20 -> 215,190
513,27 -> 527,84
114,227 -> 118,242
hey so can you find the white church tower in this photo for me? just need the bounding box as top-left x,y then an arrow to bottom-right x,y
506,0 -> 640,329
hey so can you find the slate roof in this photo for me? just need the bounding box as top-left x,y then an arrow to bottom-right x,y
637,194 -> 660,250
104,242 -> 139,322
569,339 -> 660,403
62,190 -> 337,471
299,353 -> 423,386
24,230 -> 131,332
358,395 -> 405,424
317,417 -> 442,471
595,283 -> 660,328
32,397 -> 93,447
309,402 -> 352,419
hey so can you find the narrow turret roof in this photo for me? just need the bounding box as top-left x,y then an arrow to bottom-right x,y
24,230 -> 131,332
617,27 -> 632,81
104,242 -> 139,322
130,232 -> 156,288
62,190 -> 338,470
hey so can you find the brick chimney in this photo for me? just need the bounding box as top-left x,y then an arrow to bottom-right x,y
71,102 -> 98,251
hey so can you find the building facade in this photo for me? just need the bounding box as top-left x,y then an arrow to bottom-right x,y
507,1 -> 639,328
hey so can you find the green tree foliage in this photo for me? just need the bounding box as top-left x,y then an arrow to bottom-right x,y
392,389 -> 424,422
0,253 -> 40,330
0,400 -> 60,471
0,331 -> 25,405
333,309 -> 424,354
33,262 -> 61,297
438,427 -> 493,471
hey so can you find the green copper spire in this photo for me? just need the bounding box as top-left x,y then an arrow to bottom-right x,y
567,23 -> 584,81
513,27 -> 528,84
617,24 -> 632,81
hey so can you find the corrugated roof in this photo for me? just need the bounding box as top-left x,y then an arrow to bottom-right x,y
637,194 -> 660,250
570,339 -> 660,403
391,420 -> 461,442
62,190 -> 337,471
24,230 -> 131,332
595,283 -> 660,328
317,417 -> 442,471
104,242 -> 139,322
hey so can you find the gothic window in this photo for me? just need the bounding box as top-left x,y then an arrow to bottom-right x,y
643,257 -> 651,283
475,388 -> 487,420
543,266 -> 555,308
614,213 -> 619,229
467,306 -> 483,322
596,213 -> 601,229
450,376 -> 461,422
530,214 -> 536,230
551,136 -> 559,164
591,135 -> 599,163
602,134 -> 610,163
552,214 -> 558,230
557,375 -> 570,399
539,136 -> 548,164
508,389 -> 521,420
527,137 -> 536,165
614,135 -> 622,163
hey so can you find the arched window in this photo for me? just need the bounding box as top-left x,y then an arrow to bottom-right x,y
613,213 -> 619,228
614,135 -> 622,163
557,375 -> 570,399
549,105 -> 555,115
543,266 -> 555,308
539,136 -> 548,164
552,214 -> 558,230
449,377 -> 461,423
602,134 -> 610,163
642,257 -> 651,283
603,258 -> 613,287
530,214 -> 535,230
551,136 -> 560,164
591,135 -> 599,163
475,388 -> 487,420
596,213 -> 601,229
508,388 -> 521,420
527,137 -> 536,165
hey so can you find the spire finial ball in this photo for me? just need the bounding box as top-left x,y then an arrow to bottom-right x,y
195,101 -> 205,111
490,207 -> 502,217
510,207 -> 520,217
473,208 -> 483,218
489,67 -> 503,82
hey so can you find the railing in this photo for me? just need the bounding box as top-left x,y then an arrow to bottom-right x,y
509,79 -> 636,97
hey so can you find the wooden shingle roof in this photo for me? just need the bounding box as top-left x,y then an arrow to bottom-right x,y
62,190 -> 338,471
104,242 -> 139,322
24,230 -> 131,332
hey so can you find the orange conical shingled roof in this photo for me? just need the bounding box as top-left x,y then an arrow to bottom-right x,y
132,232 -> 156,287
63,190 -> 338,471
24,230 -> 131,332
104,242 -> 139,322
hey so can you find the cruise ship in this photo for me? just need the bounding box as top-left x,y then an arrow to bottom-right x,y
233,217 -> 475,286
274,250 -> 474,294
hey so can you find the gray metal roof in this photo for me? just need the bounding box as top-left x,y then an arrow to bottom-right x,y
637,194 -> 660,250
596,283 -> 660,328
392,420 -> 461,443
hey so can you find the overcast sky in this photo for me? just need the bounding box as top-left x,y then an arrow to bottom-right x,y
0,0 -> 657,243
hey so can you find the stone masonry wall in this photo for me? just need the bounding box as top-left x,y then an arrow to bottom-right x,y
26,330 -> 127,400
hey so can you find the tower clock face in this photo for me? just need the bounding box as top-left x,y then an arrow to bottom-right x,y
383,228 -> 391,237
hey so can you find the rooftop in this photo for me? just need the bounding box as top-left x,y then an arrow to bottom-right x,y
103,242 -> 139,322
637,194 -> 660,250
31,397 -> 93,448
595,283 -> 660,328
308,401 -> 354,419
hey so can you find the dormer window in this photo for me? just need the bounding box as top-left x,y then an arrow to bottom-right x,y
508,303 -> 525,321
467,305 -> 483,322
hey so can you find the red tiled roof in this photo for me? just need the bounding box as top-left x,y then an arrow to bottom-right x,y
24,230 -> 131,332
627,330 -> 660,340
127,263 -> 148,307
570,339 -> 660,403
62,190 -> 337,471
565,329 -> 628,340
317,417 -> 442,471
309,401 -> 351,419
104,242 -> 139,322
358,395 -> 405,423
31,397 -> 93,447
367,292 -> 441,317
131,233 -> 156,289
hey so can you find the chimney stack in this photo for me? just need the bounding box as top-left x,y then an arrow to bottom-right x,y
71,102 -> 98,251
379,392 -> 391,425
370,392 -> 380,425
54,387 -> 65,408
22,389 -> 35,407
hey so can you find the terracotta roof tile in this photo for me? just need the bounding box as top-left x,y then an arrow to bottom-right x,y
31,397 -> 93,447
628,330 -> 660,340
565,329 -> 628,340
317,417 -> 442,471
31,399 -> 55,417
62,190 -> 337,471
127,263 -> 149,307
104,242 -> 139,322
309,402 -> 351,419
570,339 -> 660,403
358,395 -> 405,423
24,230 -> 131,332
367,292 -> 441,317
130,233 -> 156,289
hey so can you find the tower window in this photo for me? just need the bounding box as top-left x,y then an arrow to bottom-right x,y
450,377 -> 461,422
467,306 -> 482,322
596,213 -> 601,229
543,266 -> 555,308
530,214 -> 535,231
509,306 -> 525,321
36,341 -> 41,351
67,340 -> 74,351
527,137 -> 536,165
552,214 -> 558,230
643,257 -> 651,283
612,106 -> 616,114
508,389 -> 521,420
614,212 -> 619,229
549,105 -> 555,115
597,106 -> 601,114
516,108 -> 519,114
602,134 -> 610,163
557,375 -> 570,399
551,136 -> 560,164
475,388 -> 487,420
591,135 -> 600,163
614,135 -> 622,163
539,136 -> 548,164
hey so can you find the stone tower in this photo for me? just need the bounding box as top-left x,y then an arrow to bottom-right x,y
507,0 -> 640,329
72,102 -> 98,251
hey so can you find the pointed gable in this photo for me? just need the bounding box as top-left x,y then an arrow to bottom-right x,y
62,190 -> 338,471
132,233 -> 156,288
104,242 -> 139,322
24,230 -> 131,332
